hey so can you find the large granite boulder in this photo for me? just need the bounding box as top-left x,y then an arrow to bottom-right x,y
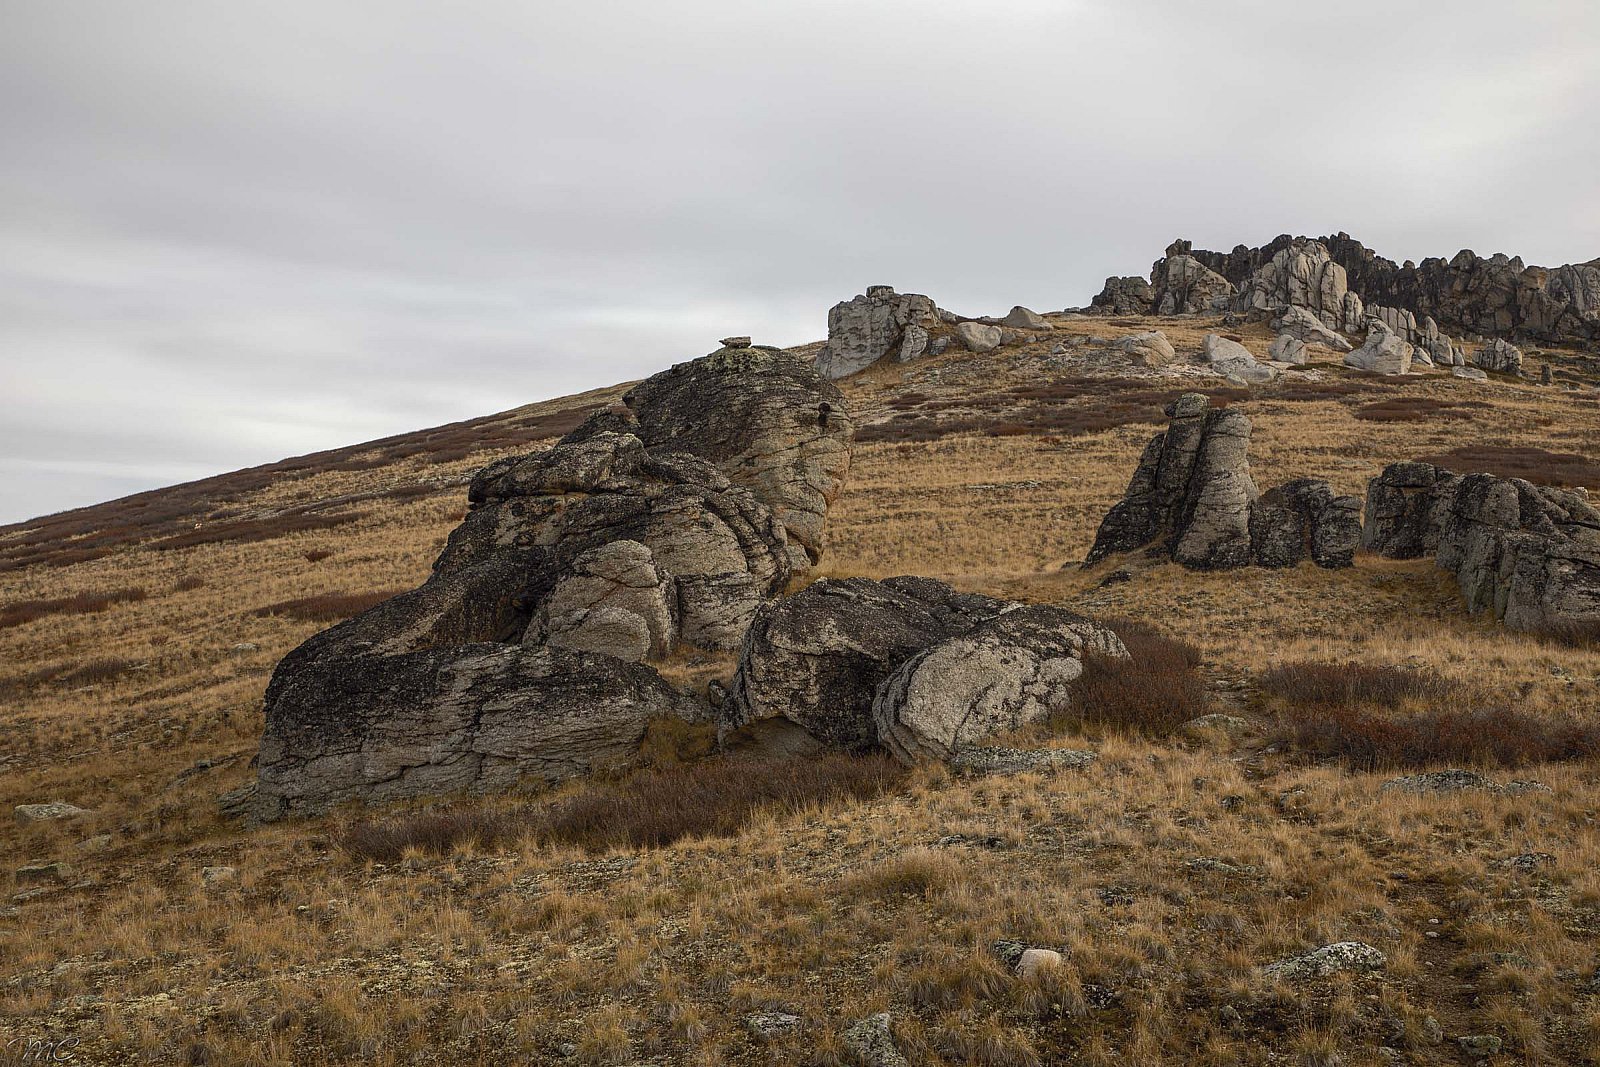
529,540 -> 677,662
1000,306 -> 1052,330
1344,318 -> 1415,375
1091,276 -> 1154,315
873,607 -> 1126,763
1203,334 -> 1278,385
727,577 -> 1007,750
567,344 -> 854,568
815,286 -> 939,379
956,321 -> 1004,353
1116,330 -> 1176,366
254,643 -> 694,821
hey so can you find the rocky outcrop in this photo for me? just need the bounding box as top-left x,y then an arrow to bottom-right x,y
1146,232 -> 1600,346
1344,318 -> 1415,375
727,576 -> 1008,750
1116,330 -> 1176,366
1363,461 -> 1600,633
815,286 -> 939,379
1248,479 -> 1363,569
1234,240 -> 1364,332
1203,333 -> 1277,384
956,321 -> 1004,353
253,346 -> 856,819
1000,306 -> 1052,330
873,607 -> 1126,763
1086,394 -> 1355,571
569,343 -> 853,568
1475,337 -> 1524,374
1090,276 -> 1154,315
1273,304 -> 1352,353
728,577 -> 1125,762
1151,245 -> 1236,315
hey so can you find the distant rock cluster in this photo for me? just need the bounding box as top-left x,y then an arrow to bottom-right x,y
1097,231 -> 1600,348
1085,393 -> 1361,571
1364,462 -> 1600,634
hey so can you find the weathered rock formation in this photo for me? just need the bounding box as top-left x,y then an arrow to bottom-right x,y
1116,330 -> 1176,367
1129,232 -> 1600,347
815,286 -> 939,379
1235,240 -> 1365,333
1363,462 -> 1600,633
1151,243 -> 1236,315
956,321 -> 1004,353
1475,337 -> 1524,374
1273,304 -> 1353,353
1344,318 -> 1415,375
1085,393 -> 1357,571
1000,306 -> 1052,330
253,346 -> 855,819
570,342 -> 854,567
728,577 -> 1126,761
1090,275 -> 1154,315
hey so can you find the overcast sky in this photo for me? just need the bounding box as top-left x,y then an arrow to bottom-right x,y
3,1 -> 1598,524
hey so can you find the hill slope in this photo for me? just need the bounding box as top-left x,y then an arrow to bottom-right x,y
4,317 -> 1600,1065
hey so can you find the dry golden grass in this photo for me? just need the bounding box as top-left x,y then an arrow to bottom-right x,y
3,324 -> 1600,1064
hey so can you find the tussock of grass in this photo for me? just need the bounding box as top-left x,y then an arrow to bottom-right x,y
1051,618 -> 1209,736
252,590 -> 404,623
341,752 -> 905,861
0,587 -> 147,629
1274,702 -> 1600,771
1259,661 -> 1457,707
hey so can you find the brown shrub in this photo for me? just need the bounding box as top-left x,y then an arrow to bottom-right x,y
252,591 -> 403,623
1259,661 -> 1457,707
1415,445 -> 1600,488
173,575 -> 205,592
1538,619 -> 1600,650
0,587 -> 148,629
1052,618 -> 1208,736
340,753 -> 905,861
0,657 -> 140,700
1354,398 -> 1469,423
301,550 -> 333,564
1274,703 -> 1600,771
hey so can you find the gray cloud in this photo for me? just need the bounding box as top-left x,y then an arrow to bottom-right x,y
3,0 -> 1598,522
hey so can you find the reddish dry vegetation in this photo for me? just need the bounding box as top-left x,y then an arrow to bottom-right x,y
342,752 -> 906,860
1353,396 -> 1482,422
1262,661 -> 1600,770
0,657 -> 140,701
1417,444 -> 1600,488
1052,619 -> 1209,736
252,590 -> 405,623
0,586 -> 147,629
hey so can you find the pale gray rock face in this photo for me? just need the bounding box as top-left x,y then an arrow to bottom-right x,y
1116,330 -> 1176,366
1475,336 -> 1524,373
1202,333 -> 1277,384
1344,318 -> 1415,375
1262,942 -> 1386,981
1273,303 -> 1352,352
896,323 -> 929,363
841,1013 -> 908,1067
1172,408 -> 1258,567
873,606 -> 1126,763
599,345 -> 855,568
1090,275 -> 1154,315
1153,254 -> 1235,315
956,320 -> 1004,353
1268,332 -> 1308,365
1367,303 -> 1420,342
530,540 -> 676,663
815,286 -> 939,379
1452,364 -> 1488,380
1000,305 -> 1051,330
14,802 -> 92,824
727,576 -> 1008,751
1235,240 -> 1356,331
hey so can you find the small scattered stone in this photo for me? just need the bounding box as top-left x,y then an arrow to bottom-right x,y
15,861 -> 74,886
719,336 -> 752,349
1503,852 -> 1556,873
1457,1035 -> 1502,1057
745,1011 -> 801,1042
1262,941 -> 1386,981
1178,714 -> 1252,741
230,642 -> 260,654
201,865 -> 238,887
15,802 -> 92,824
1096,886 -> 1135,907
1420,1016 -> 1444,1045
1015,948 -> 1064,978
1217,1005 -> 1243,1030
840,1012 -> 908,1067
76,834 -> 113,853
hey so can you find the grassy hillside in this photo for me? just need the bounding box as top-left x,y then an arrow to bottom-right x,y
4,316 -> 1600,1065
